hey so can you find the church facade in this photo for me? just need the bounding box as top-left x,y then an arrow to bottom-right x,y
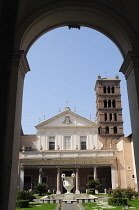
19,76 -> 137,193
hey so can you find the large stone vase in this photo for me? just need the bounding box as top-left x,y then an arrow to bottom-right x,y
61,173 -> 75,194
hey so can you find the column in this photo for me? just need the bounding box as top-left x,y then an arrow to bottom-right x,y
94,166 -> 97,179
112,113 -> 115,121
56,167 -> 61,194
110,87 -> 112,93
120,52 -> 139,190
107,113 -> 110,121
106,86 -> 108,93
75,167 -> 80,194
111,100 -> 113,108
20,166 -> 24,190
38,168 -> 42,184
111,165 -> 116,189
107,99 -> 108,108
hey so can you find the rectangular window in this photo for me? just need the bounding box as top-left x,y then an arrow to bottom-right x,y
49,136 -> 55,150
64,136 -> 71,150
80,136 -> 86,150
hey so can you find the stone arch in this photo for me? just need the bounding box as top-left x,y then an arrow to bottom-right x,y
15,2 -> 139,57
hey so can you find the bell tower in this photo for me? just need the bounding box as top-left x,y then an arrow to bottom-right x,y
95,75 -> 124,148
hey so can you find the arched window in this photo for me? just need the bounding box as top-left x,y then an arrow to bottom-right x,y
109,113 -> 112,121
108,100 -> 111,108
98,127 -> 100,134
112,100 -> 116,108
114,127 -> 117,134
103,86 -> 106,93
112,87 -> 115,93
105,113 -> 107,121
107,87 -> 110,93
106,127 -> 109,134
114,113 -> 117,121
104,100 -> 107,108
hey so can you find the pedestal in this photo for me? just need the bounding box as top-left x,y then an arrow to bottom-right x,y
64,193 -> 74,201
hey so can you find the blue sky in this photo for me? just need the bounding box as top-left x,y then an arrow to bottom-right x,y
22,26 -> 131,136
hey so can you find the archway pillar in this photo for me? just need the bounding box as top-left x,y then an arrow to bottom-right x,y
0,50 -> 30,210
120,51 -> 139,190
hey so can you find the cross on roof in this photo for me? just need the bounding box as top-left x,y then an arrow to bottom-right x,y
66,100 -> 69,106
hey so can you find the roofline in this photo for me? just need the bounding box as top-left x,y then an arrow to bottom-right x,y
35,109 -> 97,128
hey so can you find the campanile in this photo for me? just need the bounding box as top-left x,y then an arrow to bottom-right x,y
95,75 -> 124,148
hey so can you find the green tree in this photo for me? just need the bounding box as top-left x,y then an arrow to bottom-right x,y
86,178 -> 101,194
34,183 -> 48,196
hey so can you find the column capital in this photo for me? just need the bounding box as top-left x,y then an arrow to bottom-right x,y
75,165 -> 80,168
120,51 -> 139,80
11,50 -> 30,78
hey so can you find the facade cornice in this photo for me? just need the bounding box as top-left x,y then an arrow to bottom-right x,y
21,135 -> 36,137
97,94 -> 121,97
96,80 -> 120,83
98,121 -> 123,124
37,126 -> 99,129
36,109 -> 96,128
99,134 -> 124,137
97,108 -> 122,111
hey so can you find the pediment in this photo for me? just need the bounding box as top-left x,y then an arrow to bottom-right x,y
36,110 -> 98,128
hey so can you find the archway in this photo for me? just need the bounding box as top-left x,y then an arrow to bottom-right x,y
1,2 -> 139,210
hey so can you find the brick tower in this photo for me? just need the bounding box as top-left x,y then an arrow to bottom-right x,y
95,75 -> 124,149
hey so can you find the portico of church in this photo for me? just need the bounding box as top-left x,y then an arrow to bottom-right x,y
19,161 -> 115,193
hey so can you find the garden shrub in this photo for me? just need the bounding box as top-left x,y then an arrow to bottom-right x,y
17,190 -> 35,201
16,200 -> 29,208
134,191 -> 139,199
112,189 -> 122,198
17,190 -> 26,200
34,183 -> 48,196
86,178 -> 101,194
25,191 -> 36,201
108,198 -> 128,206
122,188 -> 134,201
107,188 -> 113,196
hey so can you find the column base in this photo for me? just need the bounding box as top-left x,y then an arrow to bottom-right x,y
56,191 -> 61,194
75,190 -> 80,194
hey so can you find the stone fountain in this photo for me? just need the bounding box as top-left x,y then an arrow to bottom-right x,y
61,173 -> 75,202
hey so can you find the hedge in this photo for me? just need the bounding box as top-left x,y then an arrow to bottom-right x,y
108,198 -> 128,206
17,190 -> 35,202
16,200 -> 29,208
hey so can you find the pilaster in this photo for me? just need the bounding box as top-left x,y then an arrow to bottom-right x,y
111,165 -> 116,189
120,51 -> 139,190
1,50 -> 30,210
